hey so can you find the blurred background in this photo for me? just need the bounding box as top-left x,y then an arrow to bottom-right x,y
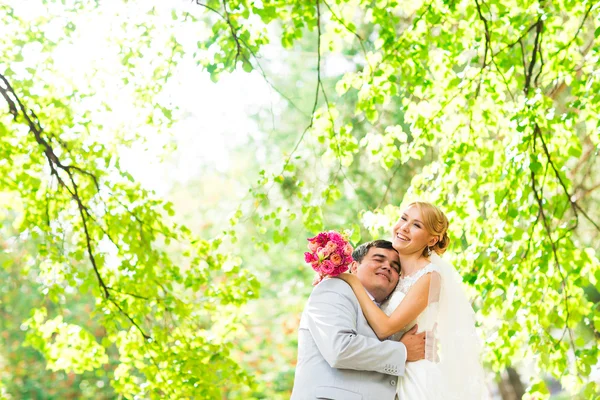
0,0 -> 598,399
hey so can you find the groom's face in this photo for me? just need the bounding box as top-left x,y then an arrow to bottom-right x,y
351,247 -> 400,303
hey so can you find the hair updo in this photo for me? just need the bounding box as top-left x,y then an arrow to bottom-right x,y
408,201 -> 450,256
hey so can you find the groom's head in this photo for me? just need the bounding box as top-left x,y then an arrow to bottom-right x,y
350,240 -> 400,303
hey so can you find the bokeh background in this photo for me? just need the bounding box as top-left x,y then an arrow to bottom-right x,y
0,1 -> 599,399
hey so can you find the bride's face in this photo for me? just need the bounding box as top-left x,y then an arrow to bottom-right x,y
392,206 -> 438,256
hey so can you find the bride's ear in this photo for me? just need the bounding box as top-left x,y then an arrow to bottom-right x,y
427,236 -> 440,247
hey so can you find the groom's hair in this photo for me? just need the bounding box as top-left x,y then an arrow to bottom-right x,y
352,240 -> 396,264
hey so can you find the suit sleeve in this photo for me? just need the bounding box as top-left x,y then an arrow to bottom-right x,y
305,280 -> 407,376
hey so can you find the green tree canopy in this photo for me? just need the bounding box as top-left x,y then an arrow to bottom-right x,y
0,0 -> 599,399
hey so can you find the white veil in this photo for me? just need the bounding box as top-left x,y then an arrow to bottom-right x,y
426,252 -> 487,399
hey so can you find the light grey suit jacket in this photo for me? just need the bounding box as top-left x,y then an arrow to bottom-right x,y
291,278 -> 406,400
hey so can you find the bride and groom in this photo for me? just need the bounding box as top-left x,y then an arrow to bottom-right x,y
291,202 -> 487,399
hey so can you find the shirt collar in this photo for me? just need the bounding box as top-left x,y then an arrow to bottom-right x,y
366,291 -> 381,307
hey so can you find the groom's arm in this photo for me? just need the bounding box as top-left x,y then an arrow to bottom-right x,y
305,279 -> 407,376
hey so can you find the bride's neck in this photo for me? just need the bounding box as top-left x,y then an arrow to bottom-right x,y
398,252 -> 430,276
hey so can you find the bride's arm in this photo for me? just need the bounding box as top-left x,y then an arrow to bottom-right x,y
336,273 -> 432,340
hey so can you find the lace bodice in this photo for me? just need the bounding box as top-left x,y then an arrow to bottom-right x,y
383,255 -> 488,399
396,263 -> 441,294
380,263 -> 441,340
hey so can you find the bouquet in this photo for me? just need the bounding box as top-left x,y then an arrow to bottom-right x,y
304,230 -> 354,286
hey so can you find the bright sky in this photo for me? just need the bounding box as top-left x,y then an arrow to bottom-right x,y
120,66 -> 276,195
4,0 -> 360,197
6,0 -> 278,196
112,4 -> 279,195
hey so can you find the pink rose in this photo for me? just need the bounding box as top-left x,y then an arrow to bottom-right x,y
320,246 -> 337,259
324,241 -> 338,254
330,253 -> 342,266
328,231 -> 343,242
304,252 -> 317,264
343,243 -> 353,257
321,260 -> 337,275
333,265 -> 348,275
307,241 -> 319,252
316,233 -> 329,244
305,230 -> 353,285
317,247 -> 328,260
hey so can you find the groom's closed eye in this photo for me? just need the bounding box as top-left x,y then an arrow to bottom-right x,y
372,254 -> 399,273
372,254 -> 386,262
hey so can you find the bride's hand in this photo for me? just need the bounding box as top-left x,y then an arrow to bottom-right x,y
336,272 -> 360,287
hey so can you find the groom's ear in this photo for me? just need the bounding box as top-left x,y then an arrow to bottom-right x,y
349,261 -> 358,274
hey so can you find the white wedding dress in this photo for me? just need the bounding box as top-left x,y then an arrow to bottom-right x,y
380,254 -> 488,399
381,263 -> 445,399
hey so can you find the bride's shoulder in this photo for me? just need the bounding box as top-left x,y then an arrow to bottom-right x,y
424,263 -> 442,274
410,263 -> 441,281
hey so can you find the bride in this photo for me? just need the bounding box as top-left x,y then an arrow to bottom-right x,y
337,201 -> 487,399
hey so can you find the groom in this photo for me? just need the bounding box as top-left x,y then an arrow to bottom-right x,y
291,240 -> 425,400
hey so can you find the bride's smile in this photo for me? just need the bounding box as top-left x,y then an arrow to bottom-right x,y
395,233 -> 410,242
392,206 -> 439,256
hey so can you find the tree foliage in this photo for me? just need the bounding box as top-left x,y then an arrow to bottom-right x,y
0,0 -> 599,399
1,2 -> 258,398
195,0 -> 600,397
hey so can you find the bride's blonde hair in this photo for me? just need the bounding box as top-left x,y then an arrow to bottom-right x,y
408,201 -> 450,256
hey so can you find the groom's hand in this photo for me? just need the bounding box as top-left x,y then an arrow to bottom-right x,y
399,325 -> 426,362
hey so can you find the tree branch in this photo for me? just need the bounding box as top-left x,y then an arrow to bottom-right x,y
553,2 -> 597,57
221,0 -> 243,65
474,0 -> 491,69
244,0 -> 325,222
474,0 -> 492,95
322,0 -> 369,62
378,163 -> 403,209
194,1 -> 310,118
529,165 -> 573,348
0,71 -> 152,341
523,18 -> 543,95
534,124 -> 600,232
